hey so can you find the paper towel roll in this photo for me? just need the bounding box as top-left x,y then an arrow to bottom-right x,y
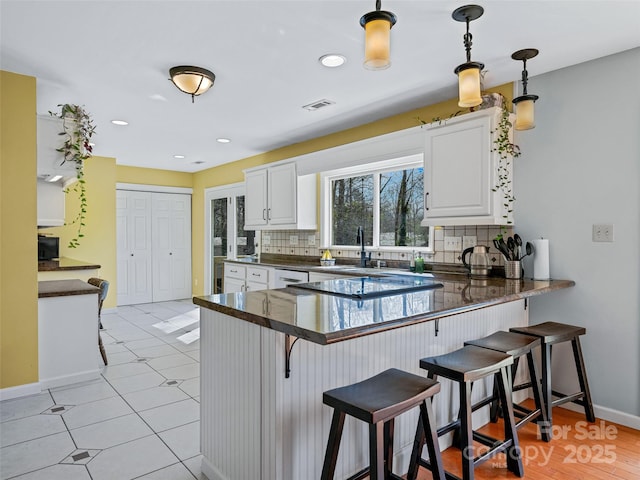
533,238 -> 550,280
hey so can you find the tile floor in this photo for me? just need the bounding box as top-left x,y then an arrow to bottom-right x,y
0,300 -> 206,480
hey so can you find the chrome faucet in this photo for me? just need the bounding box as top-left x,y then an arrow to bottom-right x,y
356,226 -> 371,267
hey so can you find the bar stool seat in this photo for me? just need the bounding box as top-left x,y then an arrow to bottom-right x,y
465,331 -> 550,442
510,322 -> 595,427
408,346 -> 524,480
321,368 -> 445,480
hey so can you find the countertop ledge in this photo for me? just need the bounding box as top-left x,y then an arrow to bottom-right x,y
38,257 -> 101,272
38,279 -> 100,298
194,275 -> 575,345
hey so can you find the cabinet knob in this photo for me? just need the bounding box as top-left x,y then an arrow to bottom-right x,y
130,253 -> 134,257
169,252 -> 173,255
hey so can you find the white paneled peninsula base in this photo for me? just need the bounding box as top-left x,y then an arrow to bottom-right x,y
194,275 -> 574,480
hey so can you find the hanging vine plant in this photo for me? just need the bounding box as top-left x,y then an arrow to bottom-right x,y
48,104 -> 97,248
416,92 -> 521,227
490,98 -> 520,225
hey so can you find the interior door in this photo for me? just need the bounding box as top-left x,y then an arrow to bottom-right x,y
152,193 -> 192,302
116,190 -> 152,305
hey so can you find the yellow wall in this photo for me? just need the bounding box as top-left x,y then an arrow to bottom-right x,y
117,165 -> 193,188
191,84 -> 513,295
0,71 -> 39,389
41,156 -> 118,308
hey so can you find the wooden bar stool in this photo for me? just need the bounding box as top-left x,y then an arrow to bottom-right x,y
510,322 -> 595,427
408,346 -> 524,480
321,368 -> 445,480
464,331 -> 550,442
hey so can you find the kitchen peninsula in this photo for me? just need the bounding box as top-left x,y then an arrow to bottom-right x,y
194,274 -> 574,480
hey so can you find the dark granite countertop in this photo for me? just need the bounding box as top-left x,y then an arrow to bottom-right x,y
194,274 -> 575,345
38,279 -> 100,298
38,257 -> 101,272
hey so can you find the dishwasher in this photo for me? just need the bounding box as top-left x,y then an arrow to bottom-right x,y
273,269 -> 309,288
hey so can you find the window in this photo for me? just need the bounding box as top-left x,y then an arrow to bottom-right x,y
322,156 -> 432,251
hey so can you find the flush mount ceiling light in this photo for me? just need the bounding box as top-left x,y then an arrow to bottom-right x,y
173,154 -> 185,159
360,0 -> 397,70
169,65 -> 216,103
512,48 -> 540,131
111,119 -> 128,126
216,138 -> 231,143
319,54 -> 346,68
452,4 -> 485,107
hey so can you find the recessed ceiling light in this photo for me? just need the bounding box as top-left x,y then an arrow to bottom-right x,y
111,120 -> 128,126
173,155 -> 185,159
216,138 -> 231,144
319,54 -> 346,68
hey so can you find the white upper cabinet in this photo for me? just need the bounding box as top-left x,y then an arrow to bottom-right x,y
244,162 -> 317,230
37,115 -> 78,183
422,107 -> 513,226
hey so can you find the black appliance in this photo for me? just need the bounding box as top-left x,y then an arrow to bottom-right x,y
38,235 -> 59,261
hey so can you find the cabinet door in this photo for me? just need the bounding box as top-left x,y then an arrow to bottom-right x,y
423,114 -> 491,220
267,163 -> 297,225
245,169 -> 268,228
152,193 -> 192,302
224,277 -> 245,293
116,190 -> 153,305
245,280 -> 268,292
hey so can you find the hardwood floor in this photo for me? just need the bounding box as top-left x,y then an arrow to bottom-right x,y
411,403 -> 640,480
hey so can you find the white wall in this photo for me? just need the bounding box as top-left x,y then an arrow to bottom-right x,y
515,47 -> 640,421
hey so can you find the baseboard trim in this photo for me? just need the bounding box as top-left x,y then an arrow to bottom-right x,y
201,456 -> 229,480
558,402 -> 640,430
0,382 -> 42,401
39,369 -> 101,390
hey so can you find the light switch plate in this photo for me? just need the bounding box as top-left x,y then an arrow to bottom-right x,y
289,235 -> 298,246
262,234 -> 271,245
444,236 -> 462,251
592,224 -> 614,242
307,234 -> 316,246
462,235 -> 477,250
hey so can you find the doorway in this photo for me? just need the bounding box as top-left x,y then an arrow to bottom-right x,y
204,184 -> 256,295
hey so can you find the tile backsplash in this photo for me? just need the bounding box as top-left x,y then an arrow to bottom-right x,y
259,226 -> 513,267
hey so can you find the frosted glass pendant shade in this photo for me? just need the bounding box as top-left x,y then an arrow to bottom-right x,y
456,64 -> 483,107
514,98 -> 536,130
363,18 -> 392,70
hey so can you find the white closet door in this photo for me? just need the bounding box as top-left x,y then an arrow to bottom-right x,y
116,190 -> 153,305
152,193 -> 192,302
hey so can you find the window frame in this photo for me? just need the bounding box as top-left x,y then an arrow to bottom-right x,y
320,154 -> 433,252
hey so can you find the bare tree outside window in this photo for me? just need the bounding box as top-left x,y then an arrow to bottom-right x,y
380,167 -> 429,247
331,175 -> 374,246
328,165 -> 430,249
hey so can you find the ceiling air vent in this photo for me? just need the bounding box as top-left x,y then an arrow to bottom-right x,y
302,99 -> 335,111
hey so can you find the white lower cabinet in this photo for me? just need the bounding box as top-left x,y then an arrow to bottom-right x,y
223,263 -> 272,293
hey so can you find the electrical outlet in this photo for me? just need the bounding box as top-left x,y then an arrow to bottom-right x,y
592,224 -> 614,242
444,236 -> 462,251
307,234 -> 316,246
262,235 -> 270,245
462,235 -> 477,250
289,235 -> 298,246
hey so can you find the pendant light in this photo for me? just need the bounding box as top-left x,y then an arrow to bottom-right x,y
452,4 -> 485,107
169,66 -> 216,103
360,0 -> 397,70
511,49 -> 540,130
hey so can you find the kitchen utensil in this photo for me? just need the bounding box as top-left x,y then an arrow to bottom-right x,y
462,245 -> 492,278
513,234 -> 523,259
497,237 -> 510,260
519,241 -> 534,260
507,237 -> 516,260
493,239 -> 510,260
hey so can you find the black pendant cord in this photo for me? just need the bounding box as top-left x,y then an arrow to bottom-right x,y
521,59 -> 530,95
463,18 -> 473,62
376,0 -> 381,11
